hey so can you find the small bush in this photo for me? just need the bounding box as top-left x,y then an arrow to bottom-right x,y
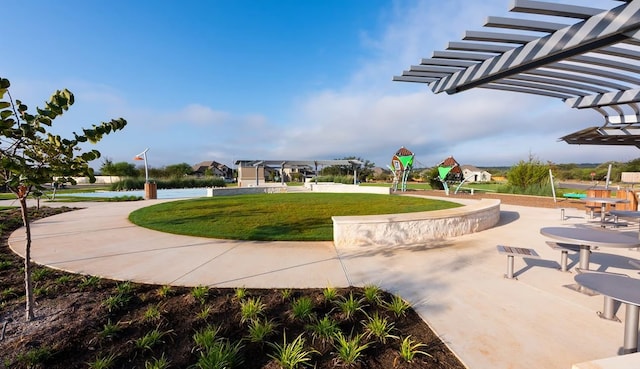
240,297 -> 266,324
398,335 -> 431,362
135,328 -> 173,351
383,294 -> 411,318
87,352 -> 118,369
322,285 -> 338,303
336,293 -> 366,320
306,315 -> 340,346
333,331 -> 369,366
17,346 -> 54,367
103,293 -> 131,313
98,320 -> 122,341
247,318 -> 276,343
193,338 -> 244,369
267,332 -> 317,369
191,285 -> 209,304
290,296 -> 315,322
193,324 -> 222,351
362,312 -> 397,344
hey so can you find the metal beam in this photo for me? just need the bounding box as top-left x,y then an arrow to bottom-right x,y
484,16 -> 566,32
526,69 -> 630,91
432,2 -> 640,95
447,41 -> 515,53
420,58 -> 477,68
392,76 -> 436,83
481,84 -> 572,99
463,30 -> 537,44
509,74 -> 609,94
510,0 -> 604,20
566,88 -> 640,109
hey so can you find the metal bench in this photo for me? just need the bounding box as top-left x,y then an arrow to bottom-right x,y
496,245 -> 540,280
546,241 -> 581,272
585,205 -> 600,219
563,193 -> 586,199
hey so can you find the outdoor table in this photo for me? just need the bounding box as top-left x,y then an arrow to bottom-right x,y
610,210 -> 640,239
574,272 -> 640,354
581,197 -> 629,225
540,227 -> 640,271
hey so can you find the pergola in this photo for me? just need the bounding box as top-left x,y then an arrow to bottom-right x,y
394,0 -> 640,147
234,159 -> 363,187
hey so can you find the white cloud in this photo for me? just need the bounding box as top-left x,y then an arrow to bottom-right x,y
179,104 -> 231,126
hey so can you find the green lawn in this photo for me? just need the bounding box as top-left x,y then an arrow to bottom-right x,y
129,193 -> 461,241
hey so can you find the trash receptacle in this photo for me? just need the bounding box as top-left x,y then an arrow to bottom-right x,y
144,182 -> 157,200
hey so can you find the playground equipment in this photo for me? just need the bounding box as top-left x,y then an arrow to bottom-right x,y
435,156 -> 462,195
388,147 -> 414,192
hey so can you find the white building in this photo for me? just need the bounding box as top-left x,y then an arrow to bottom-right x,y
460,165 -> 492,183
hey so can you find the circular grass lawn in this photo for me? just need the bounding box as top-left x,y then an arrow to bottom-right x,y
128,193 -> 461,241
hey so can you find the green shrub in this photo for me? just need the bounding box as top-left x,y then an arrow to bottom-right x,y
17,346 -> 54,367
290,296 -> 315,322
306,315 -> 340,346
336,293 -> 366,320
193,324 -> 222,351
333,331 -> 369,366
110,177 -> 226,191
362,312 -> 397,344
98,320 -> 122,340
398,335 -> 431,362
322,285 -> 338,303
103,293 -> 131,313
191,285 -> 209,304
506,156 -> 549,189
383,294 -> 411,318
194,338 -> 244,369
247,318 -> 276,343
144,354 -> 170,369
267,332 -> 317,369
87,353 -> 118,369
240,297 -> 266,324
135,328 -> 173,351
497,182 -> 556,196
363,284 -> 381,305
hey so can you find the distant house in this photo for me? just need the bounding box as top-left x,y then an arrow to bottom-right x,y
460,165 -> 492,183
192,161 -> 233,179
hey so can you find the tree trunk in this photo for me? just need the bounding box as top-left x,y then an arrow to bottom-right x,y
18,197 -> 35,321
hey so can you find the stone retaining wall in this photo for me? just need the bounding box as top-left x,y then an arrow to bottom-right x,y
332,198 -> 500,248
207,186 -> 287,196
305,183 -> 390,194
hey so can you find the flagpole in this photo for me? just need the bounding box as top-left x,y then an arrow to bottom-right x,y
134,148 -> 150,183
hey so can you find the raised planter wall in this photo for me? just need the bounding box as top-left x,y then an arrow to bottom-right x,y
207,186 -> 287,196
332,198 -> 500,248
305,183 -> 391,194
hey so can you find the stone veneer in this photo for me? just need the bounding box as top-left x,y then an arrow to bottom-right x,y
332,198 -> 500,248
207,186 -> 287,196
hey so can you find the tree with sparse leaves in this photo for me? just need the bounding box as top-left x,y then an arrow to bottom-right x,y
0,77 -> 127,321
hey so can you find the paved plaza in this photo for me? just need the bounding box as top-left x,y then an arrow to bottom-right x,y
5,196 -> 640,369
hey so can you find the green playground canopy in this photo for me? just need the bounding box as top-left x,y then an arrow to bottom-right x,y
438,166 -> 453,179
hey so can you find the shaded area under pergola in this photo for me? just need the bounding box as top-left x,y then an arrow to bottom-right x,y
234,159 -> 363,187
394,0 -> 640,148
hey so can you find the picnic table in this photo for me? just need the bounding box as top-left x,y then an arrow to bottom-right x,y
575,272 -> 640,354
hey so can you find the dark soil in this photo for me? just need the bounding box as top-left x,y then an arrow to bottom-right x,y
0,206 -> 466,369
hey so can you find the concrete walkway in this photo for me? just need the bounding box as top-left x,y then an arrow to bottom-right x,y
6,197 -> 640,369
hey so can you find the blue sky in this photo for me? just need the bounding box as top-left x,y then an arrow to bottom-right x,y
3,0 -> 637,171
